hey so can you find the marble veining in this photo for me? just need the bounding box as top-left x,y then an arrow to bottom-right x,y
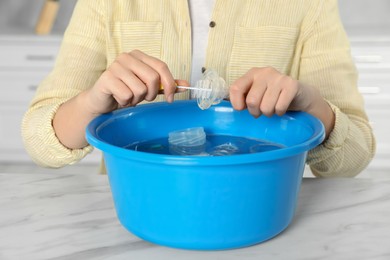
0,172 -> 390,260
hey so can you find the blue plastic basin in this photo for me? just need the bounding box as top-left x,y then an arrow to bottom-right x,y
86,100 -> 324,250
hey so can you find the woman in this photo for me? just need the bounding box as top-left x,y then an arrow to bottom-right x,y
22,0 -> 375,177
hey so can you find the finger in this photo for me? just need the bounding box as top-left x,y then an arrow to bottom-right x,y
175,79 -> 190,87
245,79 -> 267,118
129,50 -> 176,102
108,77 -> 135,107
275,81 -> 299,116
275,89 -> 294,116
115,54 -> 160,101
127,79 -> 148,106
109,61 -> 150,103
229,75 -> 253,111
174,79 -> 190,93
259,78 -> 283,117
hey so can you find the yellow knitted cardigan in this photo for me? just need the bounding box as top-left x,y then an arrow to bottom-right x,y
22,0 -> 375,177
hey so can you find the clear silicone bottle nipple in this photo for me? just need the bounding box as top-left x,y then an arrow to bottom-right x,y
168,127 -> 206,155
191,69 -> 229,110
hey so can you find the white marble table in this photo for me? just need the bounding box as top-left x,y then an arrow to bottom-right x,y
1,171 -> 389,260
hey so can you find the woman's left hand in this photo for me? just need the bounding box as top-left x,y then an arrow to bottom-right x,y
229,67 -> 335,138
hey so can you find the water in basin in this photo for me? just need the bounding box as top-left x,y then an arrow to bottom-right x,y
125,134 -> 285,156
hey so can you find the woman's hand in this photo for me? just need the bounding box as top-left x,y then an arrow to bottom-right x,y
84,50 -> 188,115
53,50 -> 188,149
229,67 -> 335,138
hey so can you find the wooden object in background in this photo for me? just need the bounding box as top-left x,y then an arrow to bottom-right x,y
35,0 -> 59,35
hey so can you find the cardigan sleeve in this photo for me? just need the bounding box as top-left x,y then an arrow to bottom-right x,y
299,0 -> 376,177
21,0 -> 107,168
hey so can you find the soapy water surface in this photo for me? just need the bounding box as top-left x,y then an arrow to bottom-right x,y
125,135 -> 285,156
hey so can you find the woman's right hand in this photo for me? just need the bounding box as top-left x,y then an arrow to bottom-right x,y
83,50 -> 187,115
53,50 -> 188,149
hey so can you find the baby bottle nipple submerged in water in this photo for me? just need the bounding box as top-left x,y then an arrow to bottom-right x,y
168,127 -> 206,155
191,69 -> 229,110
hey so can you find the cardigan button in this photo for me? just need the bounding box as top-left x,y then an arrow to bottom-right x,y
201,67 -> 206,73
209,21 -> 216,28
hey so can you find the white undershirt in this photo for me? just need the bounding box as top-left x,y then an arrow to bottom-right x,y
188,0 -> 215,86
